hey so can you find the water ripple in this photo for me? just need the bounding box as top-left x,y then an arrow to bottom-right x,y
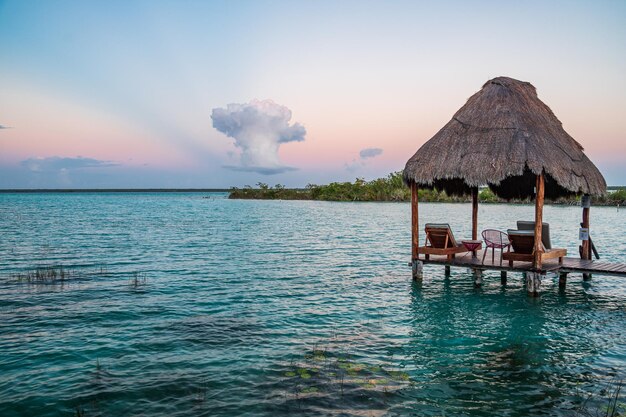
0,193 -> 625,416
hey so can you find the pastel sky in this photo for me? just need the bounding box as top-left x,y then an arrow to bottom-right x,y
1,0 -> 625,188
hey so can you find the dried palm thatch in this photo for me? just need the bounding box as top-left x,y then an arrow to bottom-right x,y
403,77 -> 606,199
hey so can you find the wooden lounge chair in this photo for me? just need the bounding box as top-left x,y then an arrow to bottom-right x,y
502,229 -> 566,267
419,223 -> 470,261
516,221 -> 551,249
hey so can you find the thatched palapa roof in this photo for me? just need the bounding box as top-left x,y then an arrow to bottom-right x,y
403,77 -> 606,199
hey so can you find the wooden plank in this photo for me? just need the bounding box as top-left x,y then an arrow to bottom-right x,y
557,257 -> 626,277
417,253 -> 626,277
419,245 -> 469,255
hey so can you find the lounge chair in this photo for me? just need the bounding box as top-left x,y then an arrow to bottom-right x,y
419,223 -> 470,261
516,221 -> 551,249
502,229 -> 566,267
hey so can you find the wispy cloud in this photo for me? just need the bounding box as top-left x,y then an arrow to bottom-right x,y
211,99 -> 306,175
346,147 -> 384,172
359,148 -> 383,159
222,165 -> 298,175
20,156 -> 119,172
0,124 -> 10,129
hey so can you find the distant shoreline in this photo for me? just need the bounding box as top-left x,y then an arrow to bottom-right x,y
228,172 -> 626,206
0,187 -> 624,192
0,184 -> 624,207
0,189 -> 231,193
228,192 -> 625,206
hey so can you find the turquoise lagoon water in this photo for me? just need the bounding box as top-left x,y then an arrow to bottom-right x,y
0,192 -> 625,416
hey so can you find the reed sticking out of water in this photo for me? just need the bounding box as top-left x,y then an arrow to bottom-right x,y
11,266 -> 74,283
576,379 -> 623,417
129,271 -> 147,288
575,379 -> 626,417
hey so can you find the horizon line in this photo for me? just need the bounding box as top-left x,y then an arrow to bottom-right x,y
1,185 -> 624,193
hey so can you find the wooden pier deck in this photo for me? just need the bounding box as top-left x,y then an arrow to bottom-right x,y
559,258 -> 626,277
417,250 -> 626,277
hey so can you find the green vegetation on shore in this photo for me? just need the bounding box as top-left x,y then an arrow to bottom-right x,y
229,171 -> 626,205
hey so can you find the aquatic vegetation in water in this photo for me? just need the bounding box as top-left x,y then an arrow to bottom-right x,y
272,345 -> 412,414
575,379 -> 624,417
10,266 -> 75,283
6,264 -> 116,285
129,271 -> 147,288
8,265 -> 150,289
71,360 -> 108,417
481,342 -> 535,371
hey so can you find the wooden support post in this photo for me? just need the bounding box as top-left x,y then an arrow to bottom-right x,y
533,173 -> 545,271
526,272 -> 542,297
472,187 -> 478,240
501,271 -> 507,285
444,265 -> 451,276
412,260 -> 423,280
581,194 -> 592,281
411,182 -> 423,280
411,182 -> 419,261
559,272 -> 568,289
473,269 -> 482,287
582,195 -> 590,259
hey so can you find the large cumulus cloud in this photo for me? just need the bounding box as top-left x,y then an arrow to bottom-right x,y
211,99 -> 306,175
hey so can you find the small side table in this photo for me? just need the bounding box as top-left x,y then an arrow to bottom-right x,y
462,240 -> 482,258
